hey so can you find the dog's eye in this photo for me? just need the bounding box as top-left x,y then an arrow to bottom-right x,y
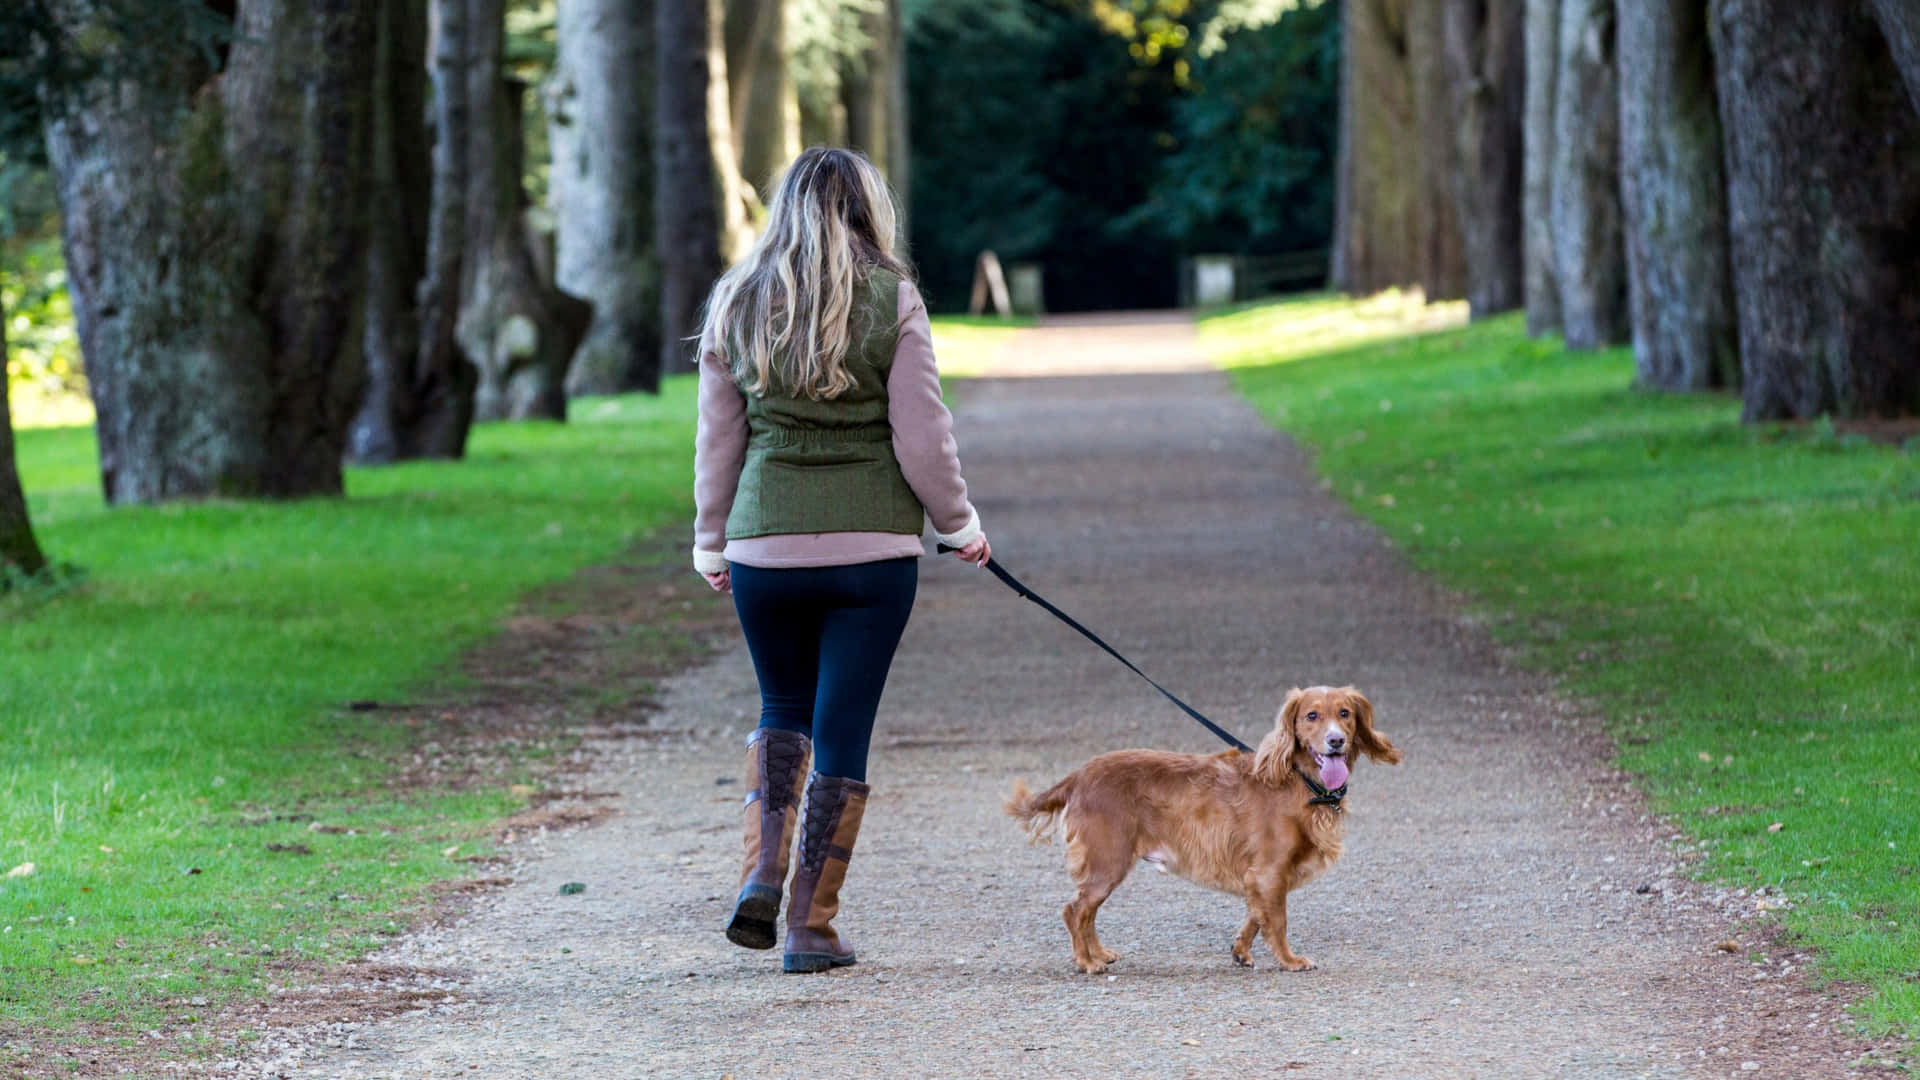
1305,711 -> 1318,720
1339,709 -> 1350,718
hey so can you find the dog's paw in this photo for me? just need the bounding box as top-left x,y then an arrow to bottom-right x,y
1278,954 -> 1317,972
1075,958 -> 1110,975
1096,946 -> 1121,965
1230,948 -> 1253,968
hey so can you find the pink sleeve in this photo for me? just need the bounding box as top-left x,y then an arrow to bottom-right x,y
888,280 -> 983,547
692,323 -> 747,570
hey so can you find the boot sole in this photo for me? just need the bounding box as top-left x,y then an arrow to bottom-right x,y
726,885 -> 781,950
782,951 -> 857,973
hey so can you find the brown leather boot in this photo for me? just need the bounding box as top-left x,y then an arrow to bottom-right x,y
725,727 -> 811,949
782,772 -> 870,973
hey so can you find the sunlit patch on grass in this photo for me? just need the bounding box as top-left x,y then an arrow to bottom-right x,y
1198,288 -> 1469,369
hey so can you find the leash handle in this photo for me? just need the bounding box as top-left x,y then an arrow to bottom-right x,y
937,544 -> 1253,753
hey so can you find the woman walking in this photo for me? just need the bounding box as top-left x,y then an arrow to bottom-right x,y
692,147 -> 989,973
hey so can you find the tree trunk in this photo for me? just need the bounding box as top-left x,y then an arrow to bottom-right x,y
841,0 -> 898,179
459,0 -> 593,421
1713,0 -> 1920,420
657,0 -> 731,377
1441,0 -> 1526,317
1616,0 -> 1738,391
885,0 -> 910,246
41,0 -> 376,504
727,0 -> 799,191
1868,0 -> 1920,118
548,0 -> 659,396
1405,0 -> 1468,300
1548,0 -> 1629,349
1,311 -> 48,579
1522,0 -> 1562,333
1331,0 -> 1467,299
351,0 -> 474,462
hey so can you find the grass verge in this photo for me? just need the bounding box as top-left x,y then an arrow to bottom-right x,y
1,381 -> 699,1047
1202,297 -> 1920,1042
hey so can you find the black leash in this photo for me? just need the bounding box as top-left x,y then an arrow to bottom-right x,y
938,545 -> 1253,754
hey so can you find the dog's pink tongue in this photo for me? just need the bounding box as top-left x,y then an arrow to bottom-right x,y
1316,753 -> 1350,789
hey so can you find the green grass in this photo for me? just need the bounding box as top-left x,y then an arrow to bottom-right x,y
1204,297 -> 1920,1040
1,382 -> 698,1037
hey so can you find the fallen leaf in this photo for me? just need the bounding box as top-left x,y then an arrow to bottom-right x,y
1180,1039 -> 1200,1047
4,862 -> 33,879
442,845 -> 460,858
1766,822 -> 1784,833
510,784 -> 537,798
1697,752 -> 1713,762
559,881 -> 586,896
1714,940 -> 1740,953
70,956 -> 94,965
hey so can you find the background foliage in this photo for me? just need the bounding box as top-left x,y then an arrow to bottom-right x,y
905,0 -> 1336,311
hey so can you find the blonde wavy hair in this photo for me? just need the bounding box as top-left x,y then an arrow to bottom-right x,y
701,147 -> 913,400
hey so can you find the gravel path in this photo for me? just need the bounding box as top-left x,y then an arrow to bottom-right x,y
239,314 -> 1898,1079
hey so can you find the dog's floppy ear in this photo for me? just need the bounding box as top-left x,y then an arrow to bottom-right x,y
1346,688 -> 1402,764
1252,688 -> 1304,784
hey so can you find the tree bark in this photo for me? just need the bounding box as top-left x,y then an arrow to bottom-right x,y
1868,0 -> 1920,118
1713,0 -> 1920,420
1405,0 -> 1468,300
1616,0 -> 1738,391
707,0 -> 757,263
350,0 -> 473,462
459,0 -> 593,421
885,0 -> 910,246
841,0 -> 897,177
727,0 -> 799,191
1441,0 -> 1525,318
41,0 -> 376,504
657,0 -> 731,377
1,311 -> 48,579
548,0 -> 659,396
1331,0 -> 1467,299
1548,0 -> 1629,349
1522,0 -> 1562,333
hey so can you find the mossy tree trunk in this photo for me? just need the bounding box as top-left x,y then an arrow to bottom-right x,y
1713,0 -> 1920,419
549,0 -> 660,396
1,311 -> 48,579
1441,0 -> 1525,318
1548,0 -> 1629,349
41,0 -> 377,503
1331,0 -> 1467,300
350,0 -> 474,461
1521,0 -> 1562,335
458,0 -> 592,421
1616,0 -> 1738,391
727,0 -> 799,192
656,0 -> 733,377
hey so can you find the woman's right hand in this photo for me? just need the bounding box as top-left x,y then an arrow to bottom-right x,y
953,535 -> 991,567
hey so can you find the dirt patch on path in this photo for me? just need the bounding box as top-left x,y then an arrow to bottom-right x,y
216,315 -> 1907,1079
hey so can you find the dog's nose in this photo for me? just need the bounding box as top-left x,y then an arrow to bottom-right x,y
1326,734 -> 1347,751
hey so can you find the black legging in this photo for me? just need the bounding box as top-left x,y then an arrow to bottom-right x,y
729,557 -> 918,781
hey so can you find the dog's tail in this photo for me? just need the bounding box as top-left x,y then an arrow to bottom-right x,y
1004,774 -> 1075,844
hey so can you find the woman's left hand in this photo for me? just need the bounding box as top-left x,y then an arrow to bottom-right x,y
703,569 -> 732,594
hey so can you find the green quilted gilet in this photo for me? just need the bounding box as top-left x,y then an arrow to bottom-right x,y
724,268 -> 926,540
